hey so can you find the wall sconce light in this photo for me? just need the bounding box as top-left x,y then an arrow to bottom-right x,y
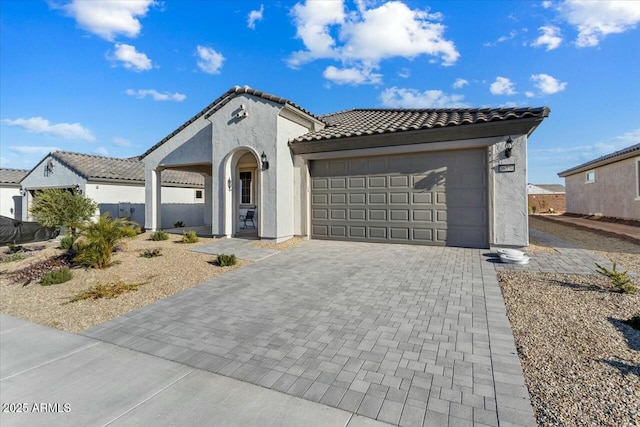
20,189 -> 26,196
505,136 -> 513,158
227,177 -> 232,191
75,184 -> 83,195
260,151 -> 269,171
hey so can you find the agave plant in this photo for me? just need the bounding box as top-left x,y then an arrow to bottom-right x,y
74,214 -> 138,269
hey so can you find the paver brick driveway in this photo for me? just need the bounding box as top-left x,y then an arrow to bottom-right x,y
84,240 -> 536,426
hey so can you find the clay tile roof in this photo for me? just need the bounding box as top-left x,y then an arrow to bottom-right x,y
51,152 -> 204,187
142,85 -> 323,159
0,168 -> 29,184
558,143 -> 640,177
291,107 -> 550,143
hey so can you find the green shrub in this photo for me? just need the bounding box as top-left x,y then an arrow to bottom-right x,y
41,267 -> 73,286
7,243 -> 24,253
173,221 -> 185,228
74,214 -> 138,269
216,253 -> 237,267
595,262 -> 637,294
140,248 -> 162,258
29,188 -> 97,233
181,230 -> 199,244
149,230 -> 169,241
60,234 -> 75,250
1,252 -> 27,263
624,314 -> 640,331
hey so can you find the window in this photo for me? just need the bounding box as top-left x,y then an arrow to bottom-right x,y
195,190 -> 203,200
585,170 -> 595,183
239,171 -> 253,205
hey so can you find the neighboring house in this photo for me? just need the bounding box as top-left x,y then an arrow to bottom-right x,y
558,143 -> 640,220
527,183 -> 566,213
142,86 -> 550,248
21,151 -> 205,228
0,168 -> 28,219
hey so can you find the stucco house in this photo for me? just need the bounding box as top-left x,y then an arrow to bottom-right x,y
527,183 -> 565,213
21,151 -> 205,228
558,143 -> 640,220
0,168 -> 28,219
142,86 -> 549,248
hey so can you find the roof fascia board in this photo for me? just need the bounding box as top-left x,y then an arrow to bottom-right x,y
290,117 -> 542,155
558,151 -> 640,177
279,104 -> 325,131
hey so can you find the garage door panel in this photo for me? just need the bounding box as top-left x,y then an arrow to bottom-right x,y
310,149 -> 488,247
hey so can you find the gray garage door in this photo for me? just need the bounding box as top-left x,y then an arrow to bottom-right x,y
310,149 -> 488,248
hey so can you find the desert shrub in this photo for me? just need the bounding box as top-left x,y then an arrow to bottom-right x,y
1,252 -> 27,263
74,214 -> 138,269
60,234 -> 76,250
40,267 -> 73,286
181,230 -> 199,243
150,230 -> 169,241
173,221 -> 185,228
11,253 -> 74,286
216,253 -> 237,267
7,243 -> 24,253
595,262 -> 637,294
65,280 -> 146,303
29,188 -> 97,233
140,248 -> 162,258
624,314 -> 640,331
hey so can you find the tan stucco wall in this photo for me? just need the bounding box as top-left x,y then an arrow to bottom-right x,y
564,156 -> 639,220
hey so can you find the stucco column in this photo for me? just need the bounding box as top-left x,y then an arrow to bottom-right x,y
145,168 -> 162,230
203,173 -> 213,228
21,190 -> 29,221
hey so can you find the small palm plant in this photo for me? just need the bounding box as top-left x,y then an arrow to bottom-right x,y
74,214 -> 138,269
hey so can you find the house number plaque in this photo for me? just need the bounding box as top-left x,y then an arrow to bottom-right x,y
498,164 -> 516,173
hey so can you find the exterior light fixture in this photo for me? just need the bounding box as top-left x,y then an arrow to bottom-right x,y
227,177 -> 232,191
75,184 -> 83,195
260,151 -> 269,171
505,136 -> 513,158
19,189 -> 26,196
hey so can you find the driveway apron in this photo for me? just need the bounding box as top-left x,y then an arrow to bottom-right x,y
84,240 -> 536,426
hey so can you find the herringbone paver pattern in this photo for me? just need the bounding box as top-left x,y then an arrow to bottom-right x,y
84,241 -> 536,426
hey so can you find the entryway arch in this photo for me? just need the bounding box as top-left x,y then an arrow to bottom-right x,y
223,147 -> 261,238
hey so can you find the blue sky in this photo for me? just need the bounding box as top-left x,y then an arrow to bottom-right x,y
1,0 -> 639,184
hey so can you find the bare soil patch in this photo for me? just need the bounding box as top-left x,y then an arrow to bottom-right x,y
529,216 -> 640,272
499,271 -> 640,426
0,234 -> 248,333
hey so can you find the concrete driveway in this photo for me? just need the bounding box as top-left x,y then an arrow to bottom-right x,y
81,240 -> 536,426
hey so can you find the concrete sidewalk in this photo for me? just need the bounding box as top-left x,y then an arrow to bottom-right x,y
0,314 -> 387,427
536,215 -> 640,242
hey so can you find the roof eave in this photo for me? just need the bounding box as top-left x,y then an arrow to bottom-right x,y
558,149 -> 640,177
290,116 -> 545,155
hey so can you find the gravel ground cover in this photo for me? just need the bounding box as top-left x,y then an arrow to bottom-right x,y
0,234 -> 248,333
499,271 -> 640,426
529,216 -> 639,273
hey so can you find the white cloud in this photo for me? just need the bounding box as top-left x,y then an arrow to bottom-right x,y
289,1 -> 459,83
452,78 -> 468,89
94,147 -> 109,156
490,77 -> 517,95
9,146 -> 61,155
559,0 -> 640,47
2,117 -> 95,141
247,4 -> 264,29
542,1 -> 553,9
526,91 -> 535,98
531,73 -> 567,94
125,89 -> 186,101
112,137 -> 133,147
323,65 -> 382,85
196,46 -> 225,74
483,30 -> 517,47
531,25 -> 562,50
107,43 -> 152,71
59,0 -> 155,41
380,87 -> 469,108
398,68 -> 410,78
532,128 -> 640,162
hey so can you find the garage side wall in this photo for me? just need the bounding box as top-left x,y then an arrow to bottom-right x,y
490,135 -> 528,247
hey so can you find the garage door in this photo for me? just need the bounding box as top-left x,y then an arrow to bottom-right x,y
310,149 -> 488,248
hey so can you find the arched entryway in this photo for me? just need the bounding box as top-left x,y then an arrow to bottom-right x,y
224,148 -> 261,238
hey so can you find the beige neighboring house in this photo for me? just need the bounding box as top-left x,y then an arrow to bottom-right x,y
20,151 -> 205,228
0,168 -> 28,219
526,183 -> 565,213
558,143 -> 640,220
142,85 -> 550,248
